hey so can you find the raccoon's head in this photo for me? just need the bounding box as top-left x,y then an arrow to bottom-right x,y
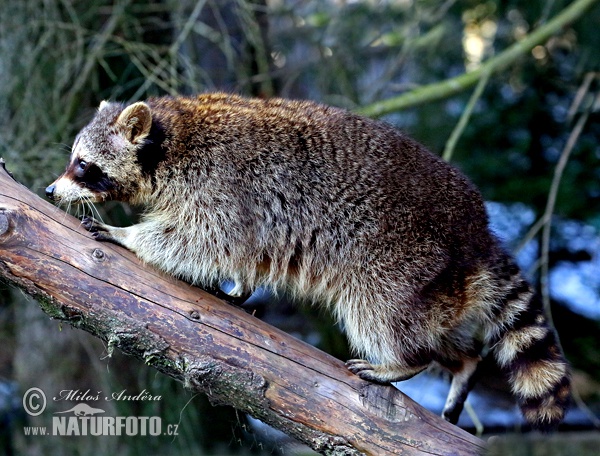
46,101 -> 154,206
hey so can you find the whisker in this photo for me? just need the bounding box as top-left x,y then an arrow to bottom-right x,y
59,200 -> 70,225
83,198 -> 91,220
51,142 -> 74,155
81,199 -> 89,220
88,198 -> 104,223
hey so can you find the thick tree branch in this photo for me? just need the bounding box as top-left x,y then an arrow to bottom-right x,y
0,160 -> 484,455
357,0 -> 599,118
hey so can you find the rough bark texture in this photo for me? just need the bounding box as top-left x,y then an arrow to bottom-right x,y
0,160 -> 485,455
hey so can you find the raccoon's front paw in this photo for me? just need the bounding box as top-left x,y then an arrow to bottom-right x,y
81,217 -> 120,245
345,359 -> 391,384
81,216 -> 107,233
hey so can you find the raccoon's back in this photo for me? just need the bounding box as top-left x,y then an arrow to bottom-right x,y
152,95 -> 489,231
145,95 -> 493,287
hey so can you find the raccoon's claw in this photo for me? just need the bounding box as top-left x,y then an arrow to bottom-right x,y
345,359 -> 373,372
90,231 -> 113,242
81,216 -> 106,232
206,287 -> 252,306
346,359 -> 427,384
345,359 -> 390,384
81,217 -> 120,245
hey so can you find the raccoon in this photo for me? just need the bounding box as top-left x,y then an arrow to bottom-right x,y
46,93 -> 570,430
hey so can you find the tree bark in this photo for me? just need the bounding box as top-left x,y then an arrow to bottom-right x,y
0,160 -> 485,455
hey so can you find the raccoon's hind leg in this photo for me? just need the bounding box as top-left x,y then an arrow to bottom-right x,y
345,359 -> 427,384
441,356 -> 480,424
346,353 -> 480,425
205,284 -> 252,306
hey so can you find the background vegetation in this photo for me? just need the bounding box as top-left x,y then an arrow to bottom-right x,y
0,0 -> 599,454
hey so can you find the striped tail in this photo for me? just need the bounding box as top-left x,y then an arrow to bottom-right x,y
491,271 -> 571,430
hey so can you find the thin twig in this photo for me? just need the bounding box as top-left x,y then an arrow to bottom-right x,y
568,72 -> 597,121
571,380 -> 600,430
516,215 -> 546,255
27,0 -> 133,155
540,92 -> 592,316
463,401 -> 484,437
64,0 -> 132,121
130,0 -> 208,100
519,72 -> 597,258
442,70 -> 491,162
235,0 -> 275,96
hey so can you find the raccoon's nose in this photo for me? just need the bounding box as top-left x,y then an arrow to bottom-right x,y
45,184 -> 56,200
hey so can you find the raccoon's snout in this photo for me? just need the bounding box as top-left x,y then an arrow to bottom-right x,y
45,184 -> 56,200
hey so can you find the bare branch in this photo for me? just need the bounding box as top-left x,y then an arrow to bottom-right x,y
357,0 -> 600,118
540,81 -> 594,315
442,70 -> 491,162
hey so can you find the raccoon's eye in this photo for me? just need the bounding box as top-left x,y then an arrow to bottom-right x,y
73,159 -> 88,179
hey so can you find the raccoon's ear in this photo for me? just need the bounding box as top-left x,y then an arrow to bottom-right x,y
116,102 -> 152,145
99,100 -> 111,111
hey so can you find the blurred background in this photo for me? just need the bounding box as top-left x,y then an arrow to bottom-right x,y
0,0 -> 599,454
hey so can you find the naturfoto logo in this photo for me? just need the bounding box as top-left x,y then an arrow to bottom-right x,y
22,387 -> 178,437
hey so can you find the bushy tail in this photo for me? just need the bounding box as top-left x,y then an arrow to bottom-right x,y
491,265 -> 571,431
